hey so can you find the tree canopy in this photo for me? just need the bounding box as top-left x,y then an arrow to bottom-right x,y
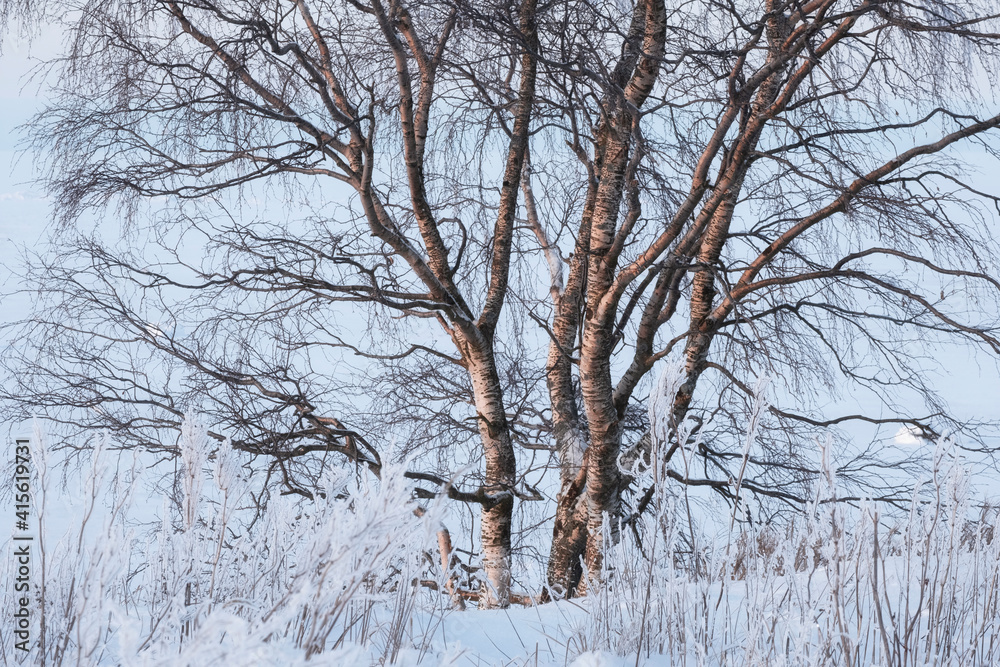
4,0 -> 1000,606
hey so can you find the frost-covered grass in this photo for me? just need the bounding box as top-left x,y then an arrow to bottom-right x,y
571,439 -> 1000,666
2,419 -> 455,665
3,417 -> 1000,666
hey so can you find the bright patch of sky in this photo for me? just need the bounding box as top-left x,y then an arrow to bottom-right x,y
894,425 -> 926,448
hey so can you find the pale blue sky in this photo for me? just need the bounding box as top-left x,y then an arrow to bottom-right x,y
2,25 -> 999,461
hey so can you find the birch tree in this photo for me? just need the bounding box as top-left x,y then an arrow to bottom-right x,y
524,0 -> 1000,594
2,0 -> 544,608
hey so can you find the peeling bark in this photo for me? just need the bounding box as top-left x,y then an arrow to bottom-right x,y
543,464 -> 589,599
575,0 -> 668,586
464,339 -> 517,608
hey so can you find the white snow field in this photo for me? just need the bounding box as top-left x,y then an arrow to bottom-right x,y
2,416 -> 999,666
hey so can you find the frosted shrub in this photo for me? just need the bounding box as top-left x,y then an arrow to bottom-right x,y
569,429 -> 1000,667
4,415 -> 444,666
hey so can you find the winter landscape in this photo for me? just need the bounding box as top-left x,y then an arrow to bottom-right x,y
3,1 -> 1000,665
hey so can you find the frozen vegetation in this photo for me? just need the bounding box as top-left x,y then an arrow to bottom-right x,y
3,415 -> 1000,666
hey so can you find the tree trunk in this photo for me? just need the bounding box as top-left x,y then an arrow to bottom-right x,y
544,449 -> 589,598
537,145 -> 597,597
546,0 -> 668,592
578,322 -> 624,588
466,345 -> 517,608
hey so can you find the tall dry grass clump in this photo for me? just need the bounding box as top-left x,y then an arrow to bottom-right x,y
570,370 -> 1000,666
0,416 -> 452,666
